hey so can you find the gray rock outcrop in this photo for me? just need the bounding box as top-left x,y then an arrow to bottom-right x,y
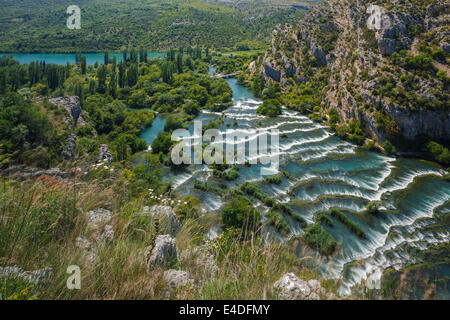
49,96 -> 82,126
178,245 -> 219,277
273,273 -> 336,300
63,133 -> 77,160
145,235 -> 177,270
162,269 -> 194,298
142,205 -> 181,236
0,265 -> 53,286
77,208 -> 115,262
273,273 -> 311,300
98,144 -> 113,164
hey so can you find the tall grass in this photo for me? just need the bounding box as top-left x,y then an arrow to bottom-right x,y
0,177 -> 330,299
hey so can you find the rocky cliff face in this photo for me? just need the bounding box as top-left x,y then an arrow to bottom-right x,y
252,0 -> 450,144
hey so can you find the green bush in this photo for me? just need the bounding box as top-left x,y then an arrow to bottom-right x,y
315,213 -> 334,227
426,141 -> 450,165
221,197 -> 261,234
257,99 -> 282,117
366,201 -> 382,214
265,174 -> 282,185
382,140 -> 397,155
302,223 -> 337,256
267,210 -> 290,236
225,169 -> 240,181
151,132 -> 174,154
330,209 -> 366,239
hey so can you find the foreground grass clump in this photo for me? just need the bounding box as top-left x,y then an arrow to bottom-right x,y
267,210 -> 291,236
194,228 -> 315,299
302,223 -> 337,256
0,177 -> 322,300
0,177 -> 167,299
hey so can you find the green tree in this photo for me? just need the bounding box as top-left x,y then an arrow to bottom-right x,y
127,64 -> 138,87
221,197 -> 261,235
81,56 -> 87,75
151,132 -> 174,154
88,79 -> 96,94
382,140 -> 396,155
96,64 -> 107,94
161,61 -> 173,84
115,136 -> 129,161
118,61 -> 125,88
257,99 -> 282,117
108,70 -> 117,98
176,53 -> 183,73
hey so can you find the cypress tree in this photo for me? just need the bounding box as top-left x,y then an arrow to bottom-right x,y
139,48 -> 145,63
109,71 -> 117,98
130,48 -> 138,63
0,70 -> 6,94
118,61 -> 125,88
104,52 -> 109,65
97,64 -> 107,94
81,56 -> 87,74
89,79 -> 96,94
161,61 -> 173,84
127,64 -> 138,87
112,56 -> 117,71
176,53 -> 183,73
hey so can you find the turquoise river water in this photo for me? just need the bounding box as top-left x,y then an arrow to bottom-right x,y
144,75 -> 450,296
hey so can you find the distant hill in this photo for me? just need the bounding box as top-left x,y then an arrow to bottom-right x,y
0,0 -> 319,53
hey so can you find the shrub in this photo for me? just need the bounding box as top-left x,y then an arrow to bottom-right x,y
382,140 -> 397,155
426,141 -> 450,165
330,208 -> 366,239
315,213 -> 334,227
151,132 -> 174,154
366,201 -> 382,214
164,114 -> 185,132
267,210 -> 290,236
265,174 -> 282,185
256,99 -> 282,117
302,223 -> 337,256
221,197 -> 261,234
224,169 -> 240,181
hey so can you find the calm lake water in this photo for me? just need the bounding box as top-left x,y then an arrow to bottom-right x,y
3,52 -> 165,65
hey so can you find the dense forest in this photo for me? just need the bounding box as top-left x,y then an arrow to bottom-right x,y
0,47 -> 236,175
0,0 -> 315,53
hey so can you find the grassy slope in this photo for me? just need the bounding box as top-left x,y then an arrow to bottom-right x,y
0,177 -> 324,299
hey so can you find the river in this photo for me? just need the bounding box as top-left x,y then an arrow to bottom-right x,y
141,74 -> 450,296
12,55 -> 450,296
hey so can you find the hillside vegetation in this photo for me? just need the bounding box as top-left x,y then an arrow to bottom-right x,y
244,0 -> 449,163
0,0 -> 317,53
